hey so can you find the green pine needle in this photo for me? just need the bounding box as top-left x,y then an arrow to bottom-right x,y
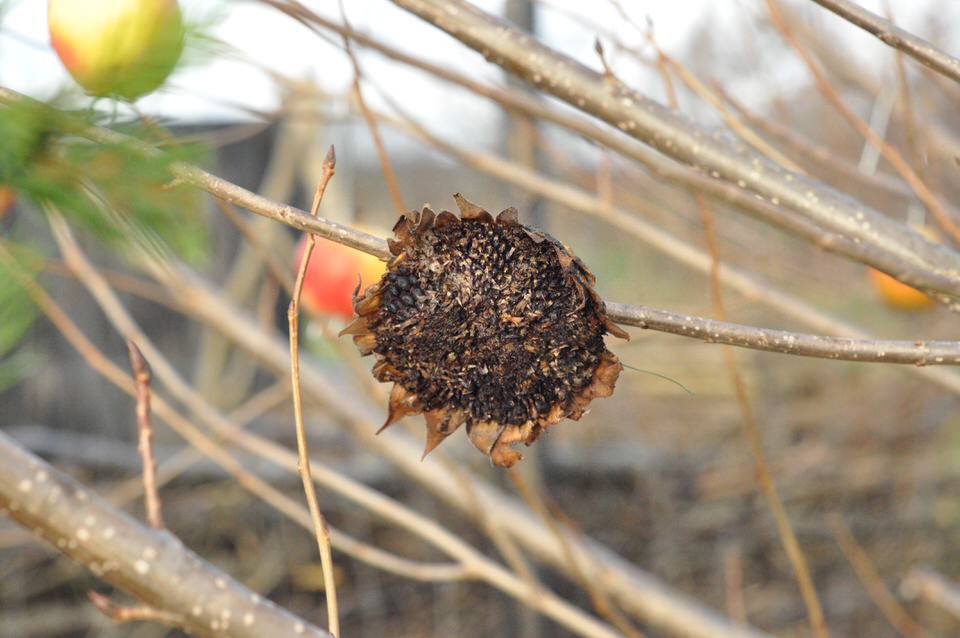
622,362 -> 694,395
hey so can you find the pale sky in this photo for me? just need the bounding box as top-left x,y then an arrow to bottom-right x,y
2,0 -> 749,118
1,1 -> 954,139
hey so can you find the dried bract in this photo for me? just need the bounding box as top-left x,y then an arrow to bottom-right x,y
342,194 -> 628,467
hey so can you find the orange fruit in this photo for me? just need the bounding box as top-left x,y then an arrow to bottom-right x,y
868,268 -> 934,310
295,233 -> 385,320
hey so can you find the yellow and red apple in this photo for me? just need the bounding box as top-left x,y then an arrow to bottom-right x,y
296,233 -> 386,321
48,0 -> 185,100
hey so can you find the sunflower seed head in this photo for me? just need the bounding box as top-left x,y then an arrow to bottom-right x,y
345,195 -> 626,467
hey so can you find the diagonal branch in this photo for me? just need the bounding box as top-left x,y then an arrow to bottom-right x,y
808,0 -> 960,85
0,429 -> 332,638
288,153 -> 340,637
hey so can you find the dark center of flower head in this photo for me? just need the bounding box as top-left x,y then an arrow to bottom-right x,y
372,218 -> 605,425
344,194 -> 627,467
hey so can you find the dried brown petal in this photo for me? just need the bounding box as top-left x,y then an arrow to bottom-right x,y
381,383 -> 422,433
496,207 -> 519,224
422,408 -> 467,459
353,332 -> 377,356
454,192 -> 492,222
347,195 -> 627,467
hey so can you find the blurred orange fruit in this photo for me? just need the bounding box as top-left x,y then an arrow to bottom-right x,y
868,226 -> 938,310
868,268 -> 934,310
295,233 -> 386,320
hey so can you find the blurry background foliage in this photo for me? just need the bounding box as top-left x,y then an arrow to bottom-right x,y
0,244 -> 39,393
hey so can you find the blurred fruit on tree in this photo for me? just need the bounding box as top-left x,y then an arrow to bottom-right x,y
48,0 -> 185,100
868,226 -> 939,310
295,231 -> 386,321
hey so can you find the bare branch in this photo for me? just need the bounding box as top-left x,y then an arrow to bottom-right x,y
808,0 -> 960,85
0,429 -> 332,638
87,591 -> 184,626
605,303 -> 960,365
339,4 -> 406,215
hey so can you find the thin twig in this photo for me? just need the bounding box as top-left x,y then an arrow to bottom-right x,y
288,146 -> 340,637
827,514 -> 935,638
696,190 -> 829,638
808,0 -> 960,85
722,544 -> 748,626
883,1 -> 925,175
126,340 -> 164,530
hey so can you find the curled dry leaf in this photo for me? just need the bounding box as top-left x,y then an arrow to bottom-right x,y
341,194 -> 628,467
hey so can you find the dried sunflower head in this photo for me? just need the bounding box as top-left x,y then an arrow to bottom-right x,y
342,194 -> 628,467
